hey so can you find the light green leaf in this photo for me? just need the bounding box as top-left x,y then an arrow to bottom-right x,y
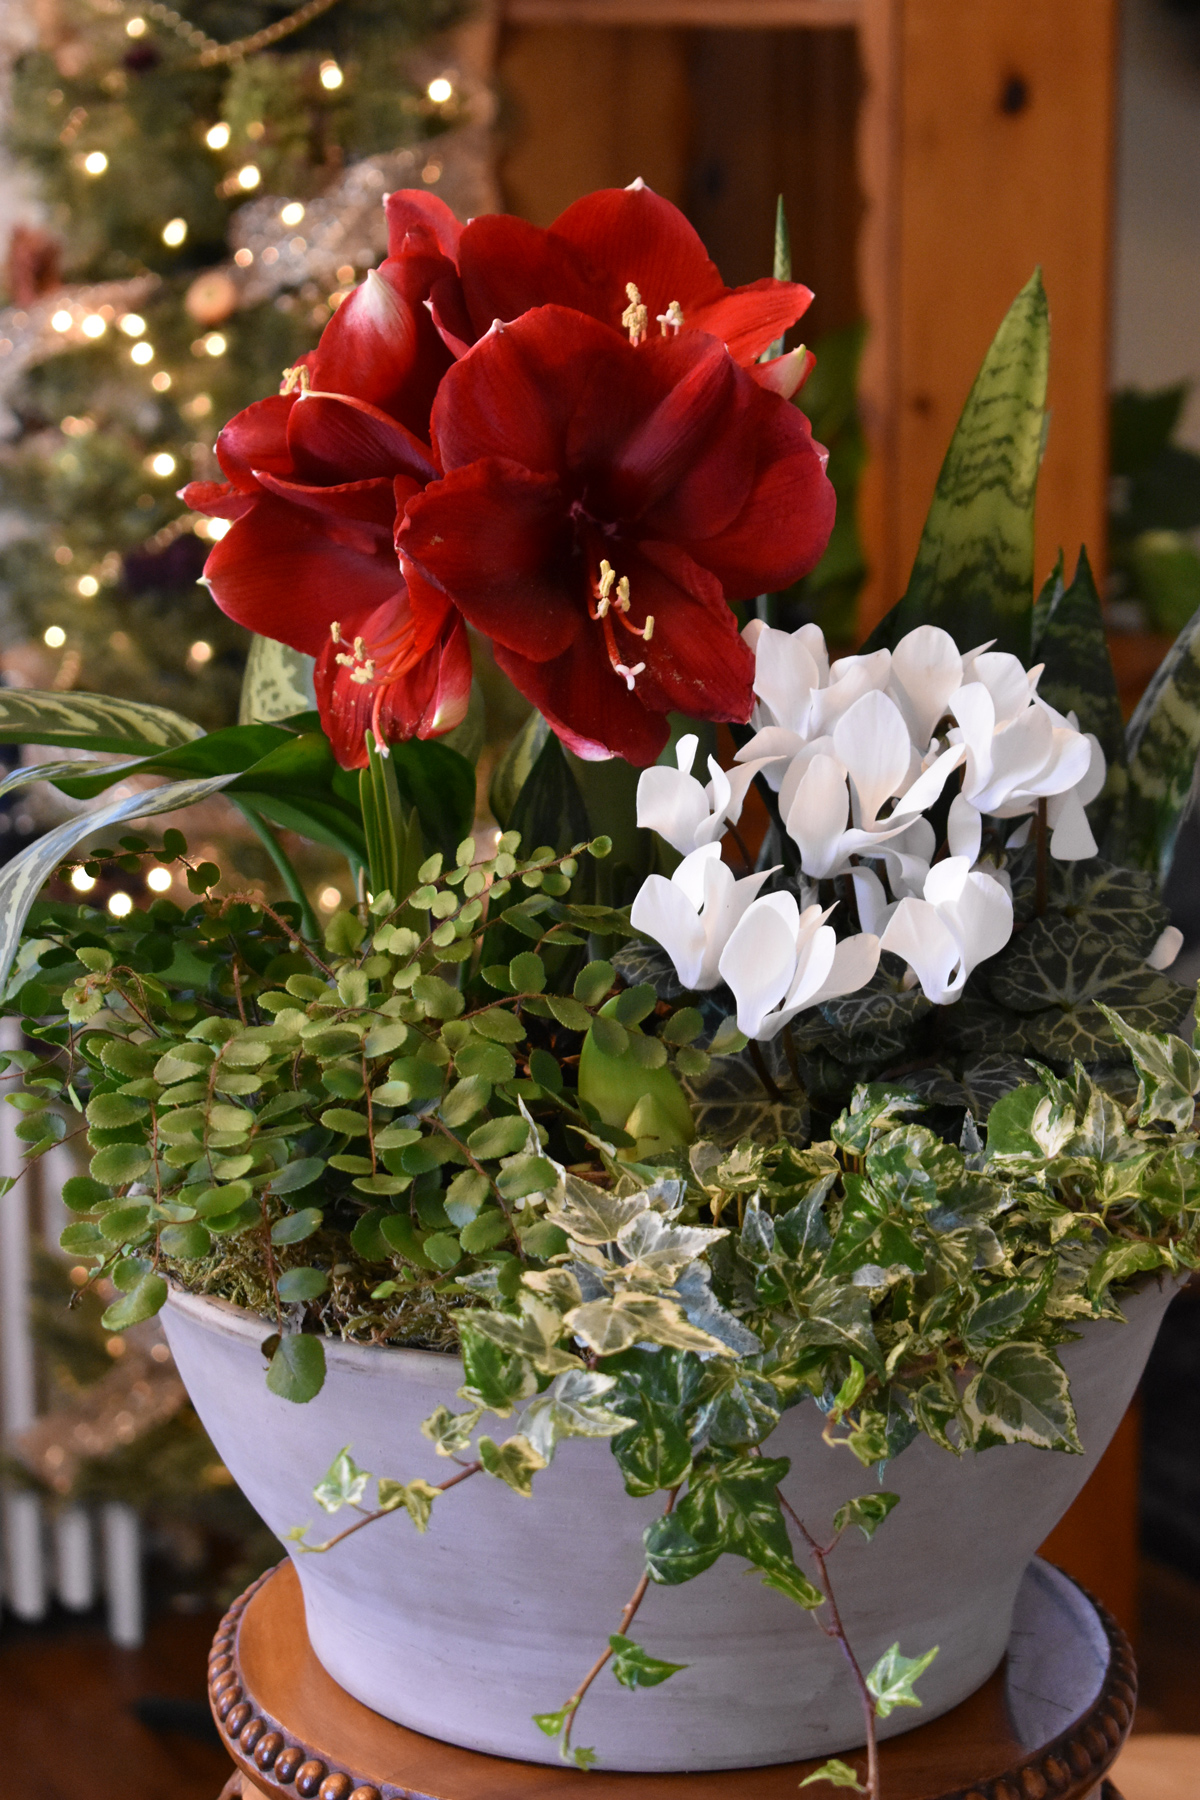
565,1292 -> 731,1358
0,772 -> 236,993
867,1642 -> 940,1718
799,1760 -> 868,1791
101,1272 -> 167,1330
376,1476 -> 440,1531
266,1333 -> 326,1403
314,1447 -> 370,1515
271,1206 -> 323,1245
420,1402 -> 484,1457
832,1491 -> 900,1541
478,1432 -> 548,1497
1098,1006 -> 1200,1131
608,1635 -> 687,1691
867,270 -> 1048,657
547,1175 -> 646,1245
963,1342 -> 1081,1452
0,688 -> 202,754
518,1370 -> 628,1463
239,635 -> 316,725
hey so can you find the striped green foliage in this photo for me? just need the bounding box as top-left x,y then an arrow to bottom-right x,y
868,270 -> 1049,657
0,690 -> 202,755
0,774 -> 236,993
239,634 -> 317,726
1031,547 -> 1128,856
1125,602 -> 1200,879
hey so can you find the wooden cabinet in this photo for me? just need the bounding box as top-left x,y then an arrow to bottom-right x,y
494,0 -> 1135,1635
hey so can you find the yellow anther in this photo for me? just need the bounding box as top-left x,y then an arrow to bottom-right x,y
353,636 -> 365,656
330,620 -> 341,643
643,615 -> 655,642
621,282 -> 648,346
597,596 -> 610,619
616,575 -> 631,613
657,301 -> 684,336
349,661 -> 375,685
280,363 -> 311,395
597,559 -> 616,601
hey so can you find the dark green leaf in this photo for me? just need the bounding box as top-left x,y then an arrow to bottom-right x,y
270,1207 -> 323,1246
265,1334 -> 326,1403
608,1636 -> 687,1691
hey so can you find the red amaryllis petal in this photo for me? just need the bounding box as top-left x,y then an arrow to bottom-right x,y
215,393 -> 296,489
493,636 -> 670,767
286,393 -> 436,487
752,344 -> 816,400
310,251 -> 457,438
204,492 -> 404,655
400,459 -> 580,662
547,184 -> 813,365
251,472 -> 401,545
432,307 -> 621,480
181,480 -> 255,522
455,214 -> 598,340
314,595 -> 470,769
684,393 -> 836,595
609,540 -> 755,724
385,189 -> 463,263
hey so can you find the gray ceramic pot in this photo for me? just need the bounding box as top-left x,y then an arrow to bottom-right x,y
163,1279 -> 1173,1772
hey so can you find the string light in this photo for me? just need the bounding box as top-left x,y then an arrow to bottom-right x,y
146,867 -> 173,892
427,77 -> 453,103
234,247 -> 254,267
77,576 -> 99,597
119,313 -> 146,336
53,546 -> 73,566
83,151 -> 108,176
319,60 -> 343,90
150,370 -> 172,391
199,517 -> 230,541
162,218 -> 188,246
126,16 -> 147,36
69,867 -> 96,894
130,341 -> 154,364
237,164 -> 261,191
183,393 -> 213,418
43,625 -> 66,648
318,886 -> 343,911
81,314 -> 106,338
148,452 -> 177,477
187,640 -> 213,667
205,121 -> 230,150
280,201 -> 305,226
51,310 -> 72,333
203,332 -> 227,356
108,892 -> 133,918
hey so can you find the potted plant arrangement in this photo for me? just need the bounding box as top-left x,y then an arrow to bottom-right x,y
1,184 -> 1199,1790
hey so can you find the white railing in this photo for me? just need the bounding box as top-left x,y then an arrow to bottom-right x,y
0,1020 -> 144,1642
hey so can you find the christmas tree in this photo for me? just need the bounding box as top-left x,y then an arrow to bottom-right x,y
0,0 -> 492,731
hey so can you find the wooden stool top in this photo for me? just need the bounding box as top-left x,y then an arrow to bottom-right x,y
209,1561 -> 1133,1800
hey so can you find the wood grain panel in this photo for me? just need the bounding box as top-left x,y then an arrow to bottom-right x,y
857,0 -> 1119,633
505,1 -> 864,24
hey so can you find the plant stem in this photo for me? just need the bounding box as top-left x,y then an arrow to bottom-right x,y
1035,796 -> 1048,917
309,1459 -> 483,1552
748,1037 -> 784,1103
561,1485 -> 680,1759
777,1489 -> 879,1800
234,801 -> 320,941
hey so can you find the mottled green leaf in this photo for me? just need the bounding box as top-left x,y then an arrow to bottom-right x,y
832,1491 -> 901,1542
867,1642 -> 940,1718
608,1636 -> 687,1691
1030,548 -> 1127,851
239,635 -> 316,725
963,1342 -> 1080,1451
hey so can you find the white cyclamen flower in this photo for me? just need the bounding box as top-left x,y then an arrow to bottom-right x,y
636,734 -> 765,857
718,891 -> 880,1041
630,844 -> 773,992
879,857 -> 1014,1006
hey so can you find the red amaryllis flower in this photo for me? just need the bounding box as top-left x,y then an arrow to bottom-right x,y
410,181 -> 815,391
184,383 -> 470,769
398,305 -> 835,766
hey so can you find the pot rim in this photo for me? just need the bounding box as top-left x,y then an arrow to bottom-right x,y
164,1281 -> 462,1384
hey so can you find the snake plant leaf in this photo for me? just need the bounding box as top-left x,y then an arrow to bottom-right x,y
1125,601 -> 1200,880
388,737 -> 475,860
866,270 -> 1049,657
489,708 -> 550,829
1031,547 -> 1128,855
239,634 -> 317,725
0,689 -> 202,755
0,772 -> 237,993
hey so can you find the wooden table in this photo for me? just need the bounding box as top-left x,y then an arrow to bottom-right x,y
209,1559 -> 1133,1800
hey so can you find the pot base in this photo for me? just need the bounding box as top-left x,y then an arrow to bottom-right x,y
209,1557 -> 1134,1799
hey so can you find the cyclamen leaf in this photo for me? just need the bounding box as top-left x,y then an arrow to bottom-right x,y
867,1642 -> 940,1718
963,1342 -> 1081,1452
607,1636 -> 687,1691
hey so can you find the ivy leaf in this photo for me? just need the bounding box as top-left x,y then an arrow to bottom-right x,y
866,1642 -> 940,1718
566,1292 -> 730,1358
963,1343 -> 1080,1452
477,1432 -> 548,1497
962,1268 -> 1053,1353
799,1759 -> 868,1791
376,1476 -> 441,1532
1099,1006 -> 1200,1131
518,1370 -> 629,1463
1085,1240 -> 1171,1306
313,1447 -> 370,1515
548,1176 -> 647,1244
265,1333 -> 326,1404
832,1492 -> 901,1542
607,1636 -> 687,1691
645,1452 -> 822,1606
457,1320 -> 540,1412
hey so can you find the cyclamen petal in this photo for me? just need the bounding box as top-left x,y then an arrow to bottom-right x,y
630,874 -> 709,990
888,625 -> 963,748
631,846 -> 772,992
880,899 -> 965,1007
719,893 -> 801,1036
832,690 -> 913,827
784,753 -> 850,878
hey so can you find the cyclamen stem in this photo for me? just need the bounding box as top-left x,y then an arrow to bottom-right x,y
748,1038 -> 784,1103
1035,797 -> 1049,917
777,1489 -> 880,1799
561,1485 -> 680,1759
